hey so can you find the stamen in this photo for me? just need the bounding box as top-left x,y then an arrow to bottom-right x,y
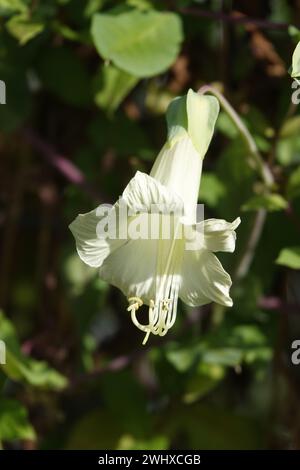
127,297 -> 147,332
127,218 -> 184,345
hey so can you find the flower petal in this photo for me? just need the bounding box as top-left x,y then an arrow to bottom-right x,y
122,171 -> 183,214
203,217 -> 241,253
69,205 -> 124,268
99,238 -> 158,304
69,171 -> 183,269
179,249 -> 233,307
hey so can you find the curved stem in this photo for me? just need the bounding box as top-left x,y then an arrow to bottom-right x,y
198,85 -> 274,187
198,85 -> 274,281
234,209 -> 266,280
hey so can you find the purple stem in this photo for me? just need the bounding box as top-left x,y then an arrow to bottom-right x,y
259,296 -> 300,314
23,128 -> 102,202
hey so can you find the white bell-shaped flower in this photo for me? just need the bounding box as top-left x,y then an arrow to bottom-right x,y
70,89 -> 240,344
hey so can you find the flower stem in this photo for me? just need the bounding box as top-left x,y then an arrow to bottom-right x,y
198,85 -> 274,187
234,208 -> 266,280
198,85 -> 273,282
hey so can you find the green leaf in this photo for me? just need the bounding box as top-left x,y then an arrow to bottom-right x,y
0,311 -> 67,390
0,0 -> 28,15
216,111 -> 239,139
63,252 -> 98,295
117,434 -> 169,451
84,0 -> 106,17
165,345 -> 198,372
201,348 -> 243,367
276,246 -> 300,269
0,398 -> 36,441
291,41 -> 300,78
126,0 -> 152,10
254,134 -> 271,152
280,116 -> 300,138
230,325 -> 267,347
184,363 -> 225,404
6,13 -> 44,45
288,25 -> 300,41
91,9 -> 183,77
286,166 -> 300,200
200,172 -> 227,208
93,64 -> 138,113
276,135 -> 300,166
51,20 -> 87,42
242,194 -> 288,212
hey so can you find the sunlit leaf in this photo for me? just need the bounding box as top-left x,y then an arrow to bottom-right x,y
0,311 -> 67,390
91,9 -> 183,77
6,13 -> 44,45
242,194 -> 288,212
0,398 -> 36,441
276,246 -> 300,269
286,166 -> 300,200
201,348 -> 243,367
276,135 -> 300,166
280,115 -> 300,138
93,63 -> 138,113
84,0 -> 106,17
0,0 -> 28,15
51,21 -> 86,42
165,344 -> 198,372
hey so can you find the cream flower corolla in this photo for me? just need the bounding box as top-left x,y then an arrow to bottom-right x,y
69,89 -> 240,345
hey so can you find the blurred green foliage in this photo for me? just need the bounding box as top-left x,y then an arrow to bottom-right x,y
0,311 -> 67,389
0,0 -> 300,451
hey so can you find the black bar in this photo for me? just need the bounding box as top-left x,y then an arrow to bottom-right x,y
0,450 -> 299,467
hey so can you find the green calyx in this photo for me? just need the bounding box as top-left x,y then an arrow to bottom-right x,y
166,88 -> 220,159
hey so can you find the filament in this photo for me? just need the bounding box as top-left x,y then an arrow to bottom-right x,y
127,216 -> 184,345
